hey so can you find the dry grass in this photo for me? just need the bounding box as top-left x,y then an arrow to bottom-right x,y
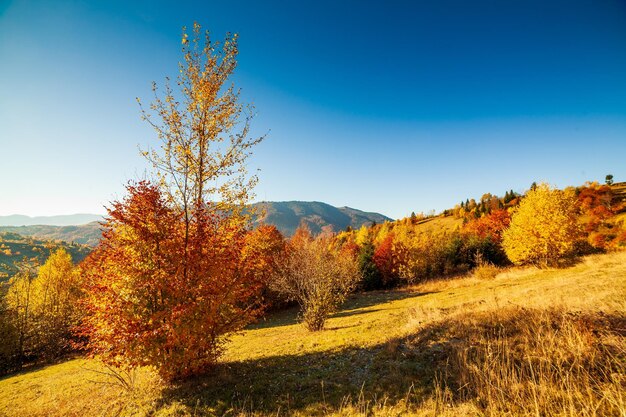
0,359 -> 162,417
408,307 -> 625,416
472,262 -> 501,280
0,251 -> 624,416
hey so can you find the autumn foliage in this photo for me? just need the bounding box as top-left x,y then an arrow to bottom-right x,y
372,233 -> 397,287
272,226 -> 360,331
503,184 -> 581,266
1,249 -> 81,374
461,209 -> 511,243
576,182 -> 626,250
76,23 -> 270,381
81,182 -> 266,380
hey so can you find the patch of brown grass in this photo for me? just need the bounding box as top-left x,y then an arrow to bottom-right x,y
408,307 -> 626,416
472,262 -> 501,280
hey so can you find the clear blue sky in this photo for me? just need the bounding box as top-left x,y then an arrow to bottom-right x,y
1,0 -> 625,219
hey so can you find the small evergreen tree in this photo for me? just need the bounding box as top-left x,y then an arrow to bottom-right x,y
357,239 -> 382,291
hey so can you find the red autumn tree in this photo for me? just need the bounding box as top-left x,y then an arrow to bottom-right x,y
462,209 -> 511,243
576,182 -> 626,250
80,182 -> 265,380
373,233 -> 397,287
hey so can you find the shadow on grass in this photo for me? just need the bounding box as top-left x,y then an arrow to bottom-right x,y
345,289 -> 433,310
249,289 -> 433,331
156,307 -> 626,416
0,352 -> 82,381
158,336 -> 436,416
250,305 -> 300,330
329,308 -> 385,319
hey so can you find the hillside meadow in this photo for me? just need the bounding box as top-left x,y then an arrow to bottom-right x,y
1,250 -> 624,417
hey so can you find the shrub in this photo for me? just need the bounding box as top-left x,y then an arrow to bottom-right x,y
272,227 -> 360,331
472,261 -> 500,280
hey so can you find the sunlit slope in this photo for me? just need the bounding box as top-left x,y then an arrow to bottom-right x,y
1,251 -> 624,417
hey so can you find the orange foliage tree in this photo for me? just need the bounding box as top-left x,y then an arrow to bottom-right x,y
577,182 -> 626,250
461,209 -> 511,243
242,225 -> 287,307
81,182 -> 265,380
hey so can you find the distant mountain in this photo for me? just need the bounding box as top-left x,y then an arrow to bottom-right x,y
0,202 -> 391,246
0,214 -> 103,227
251,201 -> 392,236
0,222 -> 103,246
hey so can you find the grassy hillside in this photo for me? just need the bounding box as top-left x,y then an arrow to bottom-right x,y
407,214 -> 462,233
0,232 -> 91,280
0,222 -> 103,247
1,251 -> 624,416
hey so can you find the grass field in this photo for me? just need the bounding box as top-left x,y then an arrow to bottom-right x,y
406,215 -> 462,234
1,251 -> 624,416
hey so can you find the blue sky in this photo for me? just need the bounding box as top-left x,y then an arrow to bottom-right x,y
1,0 -> 625,219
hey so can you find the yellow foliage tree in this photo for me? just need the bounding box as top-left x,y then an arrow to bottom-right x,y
31,248 -> 82,355
502,183 -> 580,266
5,249 -> 80,362
5,259 -> 38,362
354,225 -> 370,246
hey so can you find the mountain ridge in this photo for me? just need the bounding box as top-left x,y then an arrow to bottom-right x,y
0,202 -> 392,244
0,213 -> 104,227
250,201 -> 392,236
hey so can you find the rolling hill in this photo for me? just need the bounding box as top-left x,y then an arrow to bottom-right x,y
0,214 -> 103,226
0,202 -> 392,246
0,222 -> 103,247
0,232 -> 91,280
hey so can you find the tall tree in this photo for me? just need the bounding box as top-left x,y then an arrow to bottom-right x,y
138,22 -> 264,224
5,258 -> 38,363
31,248 -> 81,357
81,24 -> 266,381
